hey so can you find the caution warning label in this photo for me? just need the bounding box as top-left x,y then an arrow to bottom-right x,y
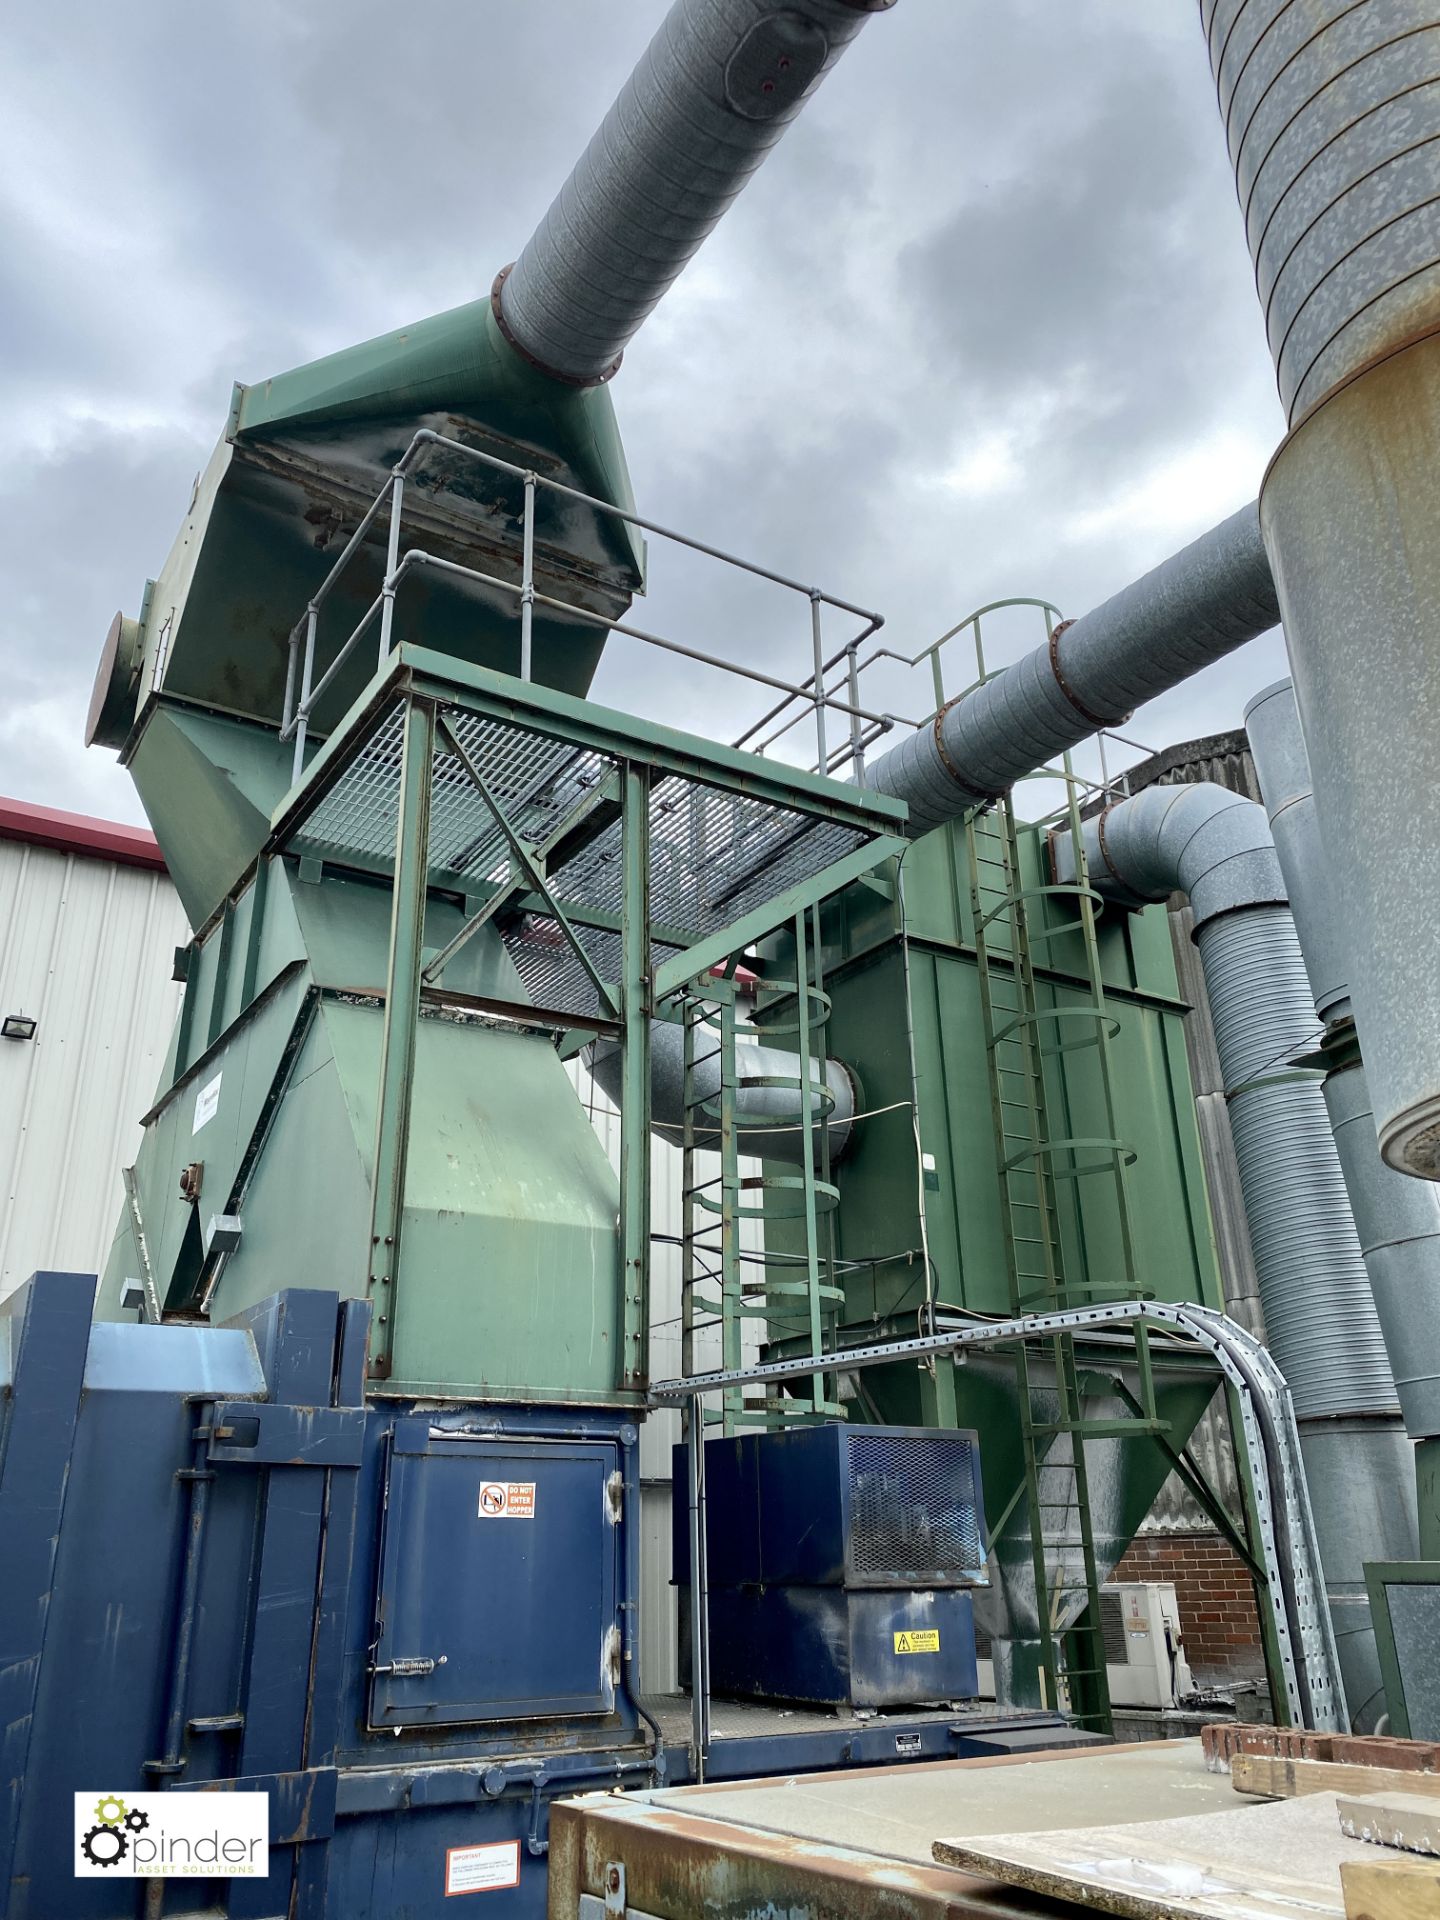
893,1629 -> 941,1655
477,1481 -> 536,1520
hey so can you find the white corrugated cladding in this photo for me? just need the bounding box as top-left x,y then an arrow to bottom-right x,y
0,838 -> 187,1301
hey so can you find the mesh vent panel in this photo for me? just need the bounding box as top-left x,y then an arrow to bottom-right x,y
1099,1589 -> 1128,1665
847,1431 -> 983,1581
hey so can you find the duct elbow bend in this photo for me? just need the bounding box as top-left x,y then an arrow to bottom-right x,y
1060,782 -> 1287,933
587,1022 -> 858,1167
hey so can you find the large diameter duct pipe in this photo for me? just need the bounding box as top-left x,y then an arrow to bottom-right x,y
1061,782 -> 1412,1725
1201,2 -> 1440,1182
588,1021 -> 856,1166
496,0 -> 894,386
866,503 -> 1279,832
1242,682 -> 1354,1029
1246,677 -> 1440,1557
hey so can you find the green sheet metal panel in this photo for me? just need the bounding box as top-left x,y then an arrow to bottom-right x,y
797,937 -> 1222,1325
323,1003 -> 623,1399
113,304 -> 645,764
98,967 -> 314,1315
803,815 -> 1222,1315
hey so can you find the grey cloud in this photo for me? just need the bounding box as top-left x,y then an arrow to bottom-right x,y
0,1 -> 1293,823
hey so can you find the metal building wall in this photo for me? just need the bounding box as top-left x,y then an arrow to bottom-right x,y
0,836 -> 188,1301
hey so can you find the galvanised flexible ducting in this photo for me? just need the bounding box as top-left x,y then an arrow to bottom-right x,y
588,1020 -> 856,1166
497,0 -> 894,385
1064,784 -> 1396,1421
865,503 -> 1279,832
1246,676 -> 1440,1553
1201,2 -> 1440,1181
1243,681 -> 1353,1027
1197,905 -> 1393,1421
1060,780 -> 1411,1723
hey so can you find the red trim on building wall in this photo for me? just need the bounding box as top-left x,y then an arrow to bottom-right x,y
0,796 -> 166,873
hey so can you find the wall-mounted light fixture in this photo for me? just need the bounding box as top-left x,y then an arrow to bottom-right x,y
1,1013 -> 37,1042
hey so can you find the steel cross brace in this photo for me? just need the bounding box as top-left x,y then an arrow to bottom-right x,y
422,761 -> 621,985
436,713 -> 620,1018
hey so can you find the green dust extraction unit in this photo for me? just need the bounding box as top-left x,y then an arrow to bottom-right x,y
0,3 -> 1361,1917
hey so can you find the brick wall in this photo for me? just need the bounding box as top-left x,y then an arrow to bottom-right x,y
1112,1528 -> 1266,1684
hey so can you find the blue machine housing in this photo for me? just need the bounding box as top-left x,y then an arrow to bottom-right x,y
0,1273 -> 649,1920
676,1424 -> 989,1709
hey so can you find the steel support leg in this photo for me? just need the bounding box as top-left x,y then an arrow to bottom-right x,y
618,762 -> 651,1392
366,696 -> 435,1381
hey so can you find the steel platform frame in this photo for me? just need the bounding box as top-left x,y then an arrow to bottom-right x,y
267,643 -> 907,1386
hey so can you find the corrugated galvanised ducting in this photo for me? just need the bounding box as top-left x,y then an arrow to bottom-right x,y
1067,785 -> 1395,1424
1196,905 -> 1395,1424
1327,1063 -> 1440,1450
1245,678 -> 1440,1521
1202,0 -> 1440,1182
498,0 -> 894,385
1203,0 -> 1440,423
1064,781 -> 1410,1723
866,503 -> 1278,831
1243,682 -> 1353,1026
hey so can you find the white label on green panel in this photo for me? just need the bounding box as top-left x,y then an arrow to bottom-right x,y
192,1071 -> 222,1134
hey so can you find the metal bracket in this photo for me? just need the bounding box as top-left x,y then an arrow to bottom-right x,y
207,1402 -> 365,1467
603,1861 -> 626,1919
172,1766 -> 337,1844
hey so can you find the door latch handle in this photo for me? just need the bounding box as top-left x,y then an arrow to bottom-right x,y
371,1654 -> 447,1678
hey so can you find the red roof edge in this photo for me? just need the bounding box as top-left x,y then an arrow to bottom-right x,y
0,796 -> 167,874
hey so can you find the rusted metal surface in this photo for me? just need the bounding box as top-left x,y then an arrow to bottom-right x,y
547,1744 -> 1236,1920
550,1792 -> 1042,1920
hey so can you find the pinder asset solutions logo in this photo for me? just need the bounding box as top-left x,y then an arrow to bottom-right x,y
74,1792 -> 268,1879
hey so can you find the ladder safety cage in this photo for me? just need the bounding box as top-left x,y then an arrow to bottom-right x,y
674,906 -> 845,1435
937,605 -> 1161,1735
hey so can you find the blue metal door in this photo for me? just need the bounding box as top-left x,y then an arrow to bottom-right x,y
370,1421 -> 620,1729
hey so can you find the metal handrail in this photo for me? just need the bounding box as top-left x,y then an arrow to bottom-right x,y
278,426 -> 901,785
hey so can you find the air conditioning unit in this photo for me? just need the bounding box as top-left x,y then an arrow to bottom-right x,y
1100,1581 -> 1193,1709
974,1581 -> 1193,1709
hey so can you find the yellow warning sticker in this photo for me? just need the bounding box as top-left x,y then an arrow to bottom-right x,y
893,1629 -> 941,1654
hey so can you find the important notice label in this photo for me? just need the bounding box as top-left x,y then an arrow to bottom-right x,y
893,1629 -> 940,1654
445,1840 -> 519,1895
477,1481 -> 535,1519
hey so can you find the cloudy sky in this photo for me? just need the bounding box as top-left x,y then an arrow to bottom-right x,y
0,0 -> 1290,826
